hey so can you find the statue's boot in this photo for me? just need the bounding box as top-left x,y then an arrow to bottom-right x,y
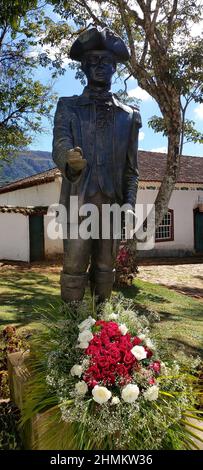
60,272 -> 88,302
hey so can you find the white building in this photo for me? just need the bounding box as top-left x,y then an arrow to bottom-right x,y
0,151 -> 202,262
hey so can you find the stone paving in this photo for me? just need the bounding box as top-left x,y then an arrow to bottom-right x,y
138,264 -> 203,300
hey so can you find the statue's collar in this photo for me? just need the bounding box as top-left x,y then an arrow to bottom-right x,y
81,86 -> 113,103
72,88 -> 131,113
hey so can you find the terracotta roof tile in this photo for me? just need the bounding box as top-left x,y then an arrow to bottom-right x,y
138,151 -> 203,183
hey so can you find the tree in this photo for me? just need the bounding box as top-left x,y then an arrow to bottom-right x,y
45,0 -> 203,225
0,1 -> 56,160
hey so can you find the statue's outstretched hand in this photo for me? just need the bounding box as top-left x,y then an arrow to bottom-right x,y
67,147 -> 87,171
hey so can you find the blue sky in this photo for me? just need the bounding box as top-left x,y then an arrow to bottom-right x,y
30,47 -> 203,158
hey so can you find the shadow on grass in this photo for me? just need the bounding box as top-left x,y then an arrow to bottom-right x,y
164,283 -> 203,300
168,337 -> 203,358
119,284 -> 171,304
0,271 -> 60,328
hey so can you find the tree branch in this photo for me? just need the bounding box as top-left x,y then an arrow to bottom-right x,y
0,25 -> 8,49
77,0 -> 107,28
0,106 -> 26,126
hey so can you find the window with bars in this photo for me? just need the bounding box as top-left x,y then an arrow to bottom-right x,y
155,209 -> 174,242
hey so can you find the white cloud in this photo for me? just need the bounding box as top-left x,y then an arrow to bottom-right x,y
190,19 -> 203,38
194,103 -> 203,120
26,33 -> 72,66
128,86 -> 151,101
139,131 -> 145,141
150,147 -> 167,153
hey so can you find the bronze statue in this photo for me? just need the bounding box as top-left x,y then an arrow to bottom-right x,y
52,27 -> 142,303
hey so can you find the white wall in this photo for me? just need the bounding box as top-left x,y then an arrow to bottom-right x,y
0,179 -> 61,207
0,178 -> 202,258
0,213 -> 29,262
137,187 -> 203,251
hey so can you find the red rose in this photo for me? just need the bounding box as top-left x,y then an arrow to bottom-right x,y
123,350 -> 136,367
86,344 -> 99,356
84,365 -> 101,381
132,336 -> 142,346
89,336 -> 102,347
97,356 -> 109,368
109,345 -> 121,362
116,364 -> 129,377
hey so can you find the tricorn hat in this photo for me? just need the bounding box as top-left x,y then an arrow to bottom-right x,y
70,27 -> 130,63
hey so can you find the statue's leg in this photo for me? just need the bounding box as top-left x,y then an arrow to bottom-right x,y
61,227 -> 91,302
90,237 -> 120,303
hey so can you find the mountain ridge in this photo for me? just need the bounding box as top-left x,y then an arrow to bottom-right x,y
0,151 -> 54,187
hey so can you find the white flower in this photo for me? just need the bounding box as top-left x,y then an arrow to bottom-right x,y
77,342 -> 89,349
119,323 -> 128,335
78,316 -> 96,332
131,345 -> 147,360
138,333 -> 146,341
92,385 -> 112,404
78,329 -> 93,344
144,385 -> 159,401
75,381 -> 88,395
160,362 -> 168,375
121,384 -> 140,403
70,364 -> 82,377
109,313 -> 119,320
111,397 -> 120,405
145,338 -> 155,350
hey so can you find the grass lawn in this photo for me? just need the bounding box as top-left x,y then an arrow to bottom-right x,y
0,266 -> 203,358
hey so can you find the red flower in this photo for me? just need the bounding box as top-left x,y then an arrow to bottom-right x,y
116,364 -> 129,377
149,361 -> 161,374
148,377 -> 156,385
132,336 -> 142,346
123,351 -> 136,367
109,345 -> 121,362
145,347 -> 153,358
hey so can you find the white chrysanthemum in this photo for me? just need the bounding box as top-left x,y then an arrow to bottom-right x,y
119,323 -> 128,335
111,397 -> 120,405
75,381 -> 88,395
78,329 -> 93,344
70,364 -> 82,377
145,338 -> 155,350
121,384 -> 140,403
138,333 -> 146,341
109,313 -> 119,320
131,345 -> 147,360
92,385 -> 112,404
78,316 -> 96,331
77,342 -> 89,349
144,385 -> 159,401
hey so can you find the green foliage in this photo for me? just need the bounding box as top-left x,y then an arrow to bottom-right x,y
0,1 -> 57,160
0,402 -> 22,450
149,116 -> 203,144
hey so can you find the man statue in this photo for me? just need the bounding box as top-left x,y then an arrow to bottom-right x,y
52,27 -> 142,304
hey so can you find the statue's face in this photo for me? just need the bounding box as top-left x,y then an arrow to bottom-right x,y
82,50 -> 116,86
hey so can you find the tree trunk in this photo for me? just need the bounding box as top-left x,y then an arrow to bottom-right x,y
154,131 -> 181,227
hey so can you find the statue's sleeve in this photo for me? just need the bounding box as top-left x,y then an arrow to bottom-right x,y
123,110 -> 142,208
52,98 -> 82,182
